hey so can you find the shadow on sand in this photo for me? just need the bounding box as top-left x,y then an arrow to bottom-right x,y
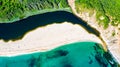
0,11 -> 100,42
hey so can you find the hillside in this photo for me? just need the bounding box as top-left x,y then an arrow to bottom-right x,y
0,0 -> 70,23
75,0 -> 120,28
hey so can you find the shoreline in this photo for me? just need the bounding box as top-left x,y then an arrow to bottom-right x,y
0,22 -> 102,56
68,0 -> 107,51
68,0 -> 120,64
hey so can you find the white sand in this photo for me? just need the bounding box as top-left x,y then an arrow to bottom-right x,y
0,22 -> 102,56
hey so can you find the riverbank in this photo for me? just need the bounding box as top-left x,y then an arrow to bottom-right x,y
0,8 -> 71,23
0,0 -> 70,23
68,0 -> 120,64
0,22 -> 102,56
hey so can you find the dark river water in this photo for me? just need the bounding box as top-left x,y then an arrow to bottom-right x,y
0,11 -> 99,41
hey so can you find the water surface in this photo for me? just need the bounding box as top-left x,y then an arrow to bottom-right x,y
0,11 -> 99,41
0,42 -> 117,67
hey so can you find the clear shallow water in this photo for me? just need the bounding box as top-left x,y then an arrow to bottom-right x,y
0,42 -> 117,67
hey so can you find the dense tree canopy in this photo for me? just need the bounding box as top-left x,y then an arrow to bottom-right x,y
0,0 -> 69,23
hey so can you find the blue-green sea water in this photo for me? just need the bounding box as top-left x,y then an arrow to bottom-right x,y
0,42 -> 117,67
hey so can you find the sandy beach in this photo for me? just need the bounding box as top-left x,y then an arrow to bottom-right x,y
0,22 -> 102,56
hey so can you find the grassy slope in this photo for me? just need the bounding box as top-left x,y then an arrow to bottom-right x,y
0,0 -> 70,23
75,0 -> 120,28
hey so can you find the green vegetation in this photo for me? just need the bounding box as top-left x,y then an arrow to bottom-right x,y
0,0 -> 70,23
75,0 -> 120,28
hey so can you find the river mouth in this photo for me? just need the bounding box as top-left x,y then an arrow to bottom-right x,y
0,11 -> 99,42
0,11 -> 118,66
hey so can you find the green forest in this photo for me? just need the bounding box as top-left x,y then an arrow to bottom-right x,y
75,0 -> 120,28
1,0 -> 120,27
0,0 -> 69,23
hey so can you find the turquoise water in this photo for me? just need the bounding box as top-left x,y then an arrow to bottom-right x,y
0,42 -> 117,67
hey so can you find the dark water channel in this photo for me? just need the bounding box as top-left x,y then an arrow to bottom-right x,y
0,11 -> 99,41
